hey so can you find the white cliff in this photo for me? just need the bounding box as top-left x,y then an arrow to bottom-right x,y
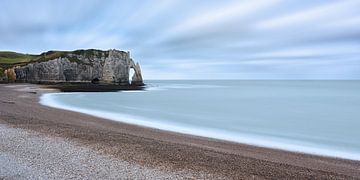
7,49 -> 143,85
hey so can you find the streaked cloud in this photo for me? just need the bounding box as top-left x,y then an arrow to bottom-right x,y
0,0 -> 359,79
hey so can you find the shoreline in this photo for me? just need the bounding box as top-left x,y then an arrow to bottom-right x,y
42,82 -> 146,92
40,92 -> 360,161
0,81 -> 146,92
1,84 -> 360,179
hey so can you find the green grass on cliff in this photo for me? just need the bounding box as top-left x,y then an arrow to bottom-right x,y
0,51 -> 35,64
0,51 -> 60,66
0,49 -> 110,69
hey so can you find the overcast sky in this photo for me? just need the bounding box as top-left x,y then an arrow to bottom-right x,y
1,0 -> 360,79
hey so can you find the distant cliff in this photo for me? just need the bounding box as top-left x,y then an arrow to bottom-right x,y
0,49 -> 143,85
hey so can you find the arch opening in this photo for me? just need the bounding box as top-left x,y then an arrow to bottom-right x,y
91,78 -> 100,84
129,68 -> 135,83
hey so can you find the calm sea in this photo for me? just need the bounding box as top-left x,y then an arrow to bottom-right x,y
40,80 -> 360,160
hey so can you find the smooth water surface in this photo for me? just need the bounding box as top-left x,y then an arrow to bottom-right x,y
40,80 -> 360,160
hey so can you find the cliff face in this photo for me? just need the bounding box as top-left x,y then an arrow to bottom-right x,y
1,49 -> 143,85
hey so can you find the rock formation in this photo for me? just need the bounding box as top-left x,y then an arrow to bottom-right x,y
1,49 -> 143,85
4,68 -> 16,82
130,62 -> 143,85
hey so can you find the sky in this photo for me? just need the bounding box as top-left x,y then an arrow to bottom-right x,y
1,0 -> 360,80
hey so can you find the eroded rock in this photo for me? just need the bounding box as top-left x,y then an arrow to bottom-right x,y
10,49 -> 143,85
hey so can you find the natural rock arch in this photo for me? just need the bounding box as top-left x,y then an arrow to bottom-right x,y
0,49 -> 144,86
129,59 -> 143,85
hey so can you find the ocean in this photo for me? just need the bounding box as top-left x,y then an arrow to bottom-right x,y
40,80 -> 360,160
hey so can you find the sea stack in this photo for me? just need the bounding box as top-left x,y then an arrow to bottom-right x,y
0,49 -> 144,86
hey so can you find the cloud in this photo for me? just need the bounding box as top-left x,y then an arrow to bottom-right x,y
166,0 -> 281,34
256,1 -> 360,30
0,0 -> 360,79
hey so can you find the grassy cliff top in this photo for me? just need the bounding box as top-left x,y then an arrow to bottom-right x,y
0,49 -> 115,69
0,51 -> 35,64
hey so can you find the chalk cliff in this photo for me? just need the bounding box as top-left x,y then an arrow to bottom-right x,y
0,49 -> 143,85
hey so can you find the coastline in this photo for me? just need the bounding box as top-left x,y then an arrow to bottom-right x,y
40,92 -> 360,161
1,84 -> 360,179
41,82 -> 145,92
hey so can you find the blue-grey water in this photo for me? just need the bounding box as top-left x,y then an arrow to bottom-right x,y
40,80 -> 360,160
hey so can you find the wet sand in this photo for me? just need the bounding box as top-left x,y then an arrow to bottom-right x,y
0,84 -> 359,179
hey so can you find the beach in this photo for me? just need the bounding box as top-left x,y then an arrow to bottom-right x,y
0,84 -> 359,179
